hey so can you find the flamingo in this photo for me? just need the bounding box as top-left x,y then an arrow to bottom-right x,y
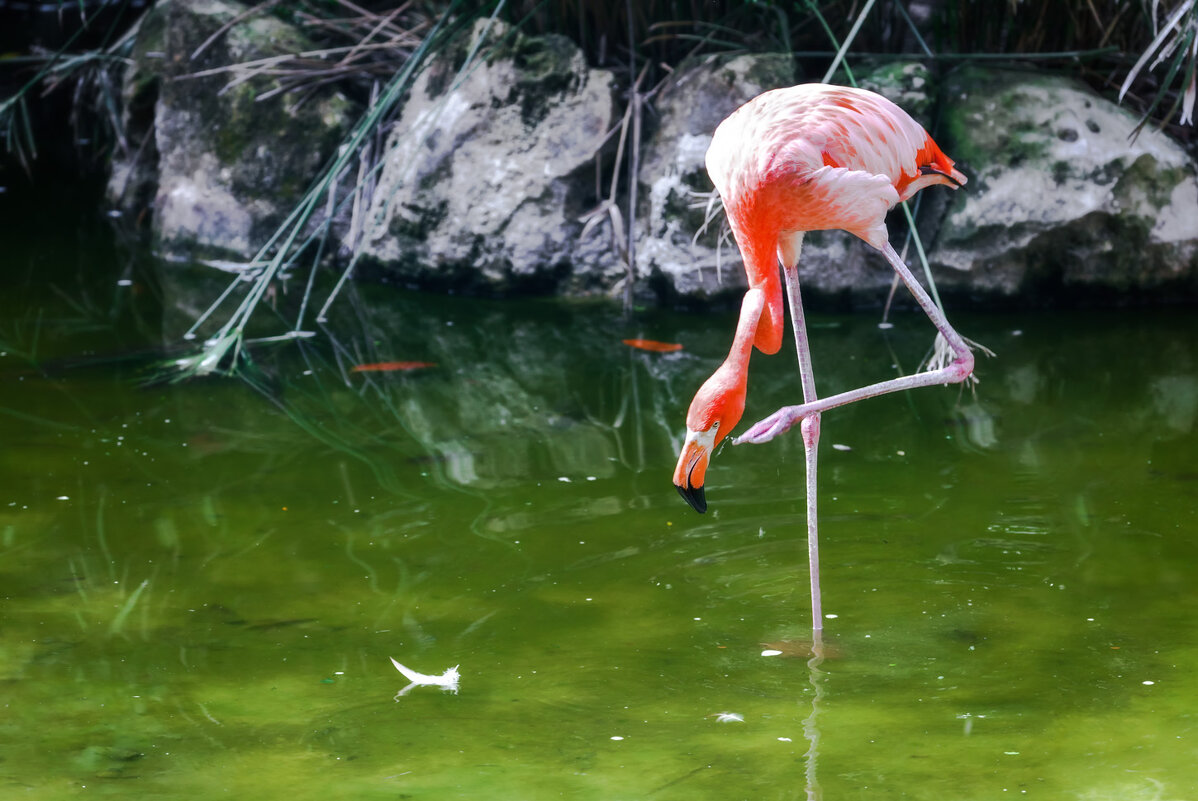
671,84 -> 976,630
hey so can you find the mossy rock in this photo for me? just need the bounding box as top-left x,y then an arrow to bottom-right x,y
359,17 -> 617,295
930,66 -> 1198,301
119,0 -> 354,257
939,68 -> 1062,176
858,61 -> 936,126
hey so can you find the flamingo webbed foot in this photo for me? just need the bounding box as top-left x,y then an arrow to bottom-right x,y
733,404 -> 815,445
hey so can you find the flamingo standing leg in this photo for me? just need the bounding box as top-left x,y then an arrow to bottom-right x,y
778,233 -> 824,634
738,241 -> 974,447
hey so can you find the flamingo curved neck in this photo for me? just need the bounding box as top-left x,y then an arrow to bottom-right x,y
728,288 -> 766,367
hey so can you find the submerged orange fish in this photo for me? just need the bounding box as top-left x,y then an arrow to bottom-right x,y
622,339 -> 683,353
351,361 -> 437,372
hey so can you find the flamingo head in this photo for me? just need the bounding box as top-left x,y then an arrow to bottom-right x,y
673,371 -> 746,513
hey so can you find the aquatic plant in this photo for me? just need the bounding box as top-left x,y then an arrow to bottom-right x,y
173,0 -> 511,379
0,22 -> 135,174
1120,0 -> 1197,130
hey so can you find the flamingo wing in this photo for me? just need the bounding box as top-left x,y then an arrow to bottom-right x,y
709,84 -> 964,244
769,164 -> 901,250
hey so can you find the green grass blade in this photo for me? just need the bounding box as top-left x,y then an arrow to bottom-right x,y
822,0 -> 878,84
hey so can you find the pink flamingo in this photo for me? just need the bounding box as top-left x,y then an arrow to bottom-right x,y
672,84 -> 975,632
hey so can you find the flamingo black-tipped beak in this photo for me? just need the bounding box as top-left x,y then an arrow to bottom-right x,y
673,428 -> 715,514
675,481 -> 707,514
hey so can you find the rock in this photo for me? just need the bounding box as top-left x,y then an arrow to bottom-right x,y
857,61 -> 936,128
105,10 -> 1198,306
107,0 -> 352,259
358,19 -> 616,294
359,49 -> 949,305
932,67 -> 1198,301
637,54 -> 795,301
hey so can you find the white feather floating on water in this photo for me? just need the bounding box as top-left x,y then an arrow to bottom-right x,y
390,657 -> 460,698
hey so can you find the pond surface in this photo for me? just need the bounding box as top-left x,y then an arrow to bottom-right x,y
2,202 -> 1196,800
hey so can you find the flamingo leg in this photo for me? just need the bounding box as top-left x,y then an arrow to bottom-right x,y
738,241 -> 975,446
781,259 -> 824,634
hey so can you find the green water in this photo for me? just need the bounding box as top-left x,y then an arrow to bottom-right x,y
1,210 -> 1196,799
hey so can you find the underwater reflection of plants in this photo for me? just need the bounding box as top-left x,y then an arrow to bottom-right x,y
234,284 -> 696,501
